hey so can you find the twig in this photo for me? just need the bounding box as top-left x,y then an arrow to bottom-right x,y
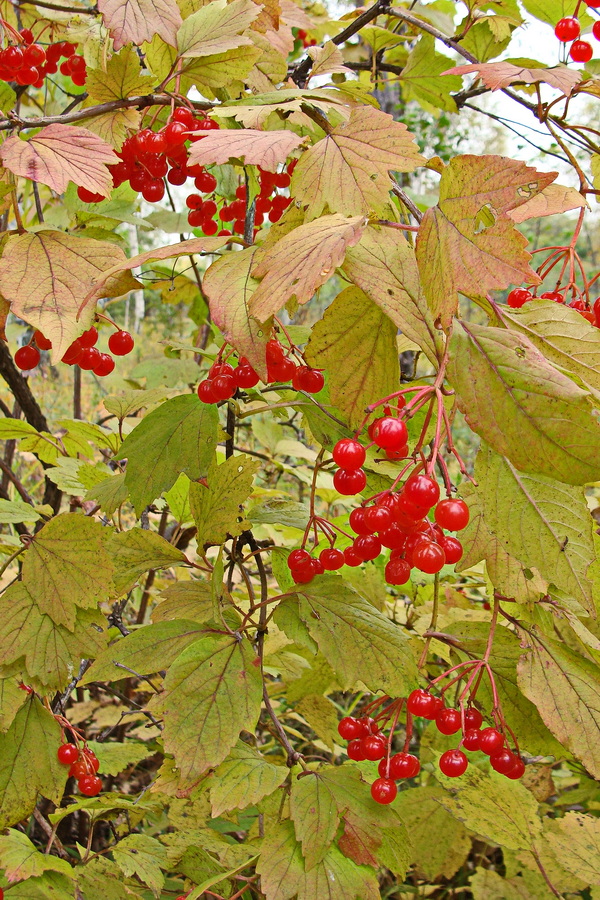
32,808 -> 71,860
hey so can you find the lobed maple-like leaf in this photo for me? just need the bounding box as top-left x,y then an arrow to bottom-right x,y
291,106 -> 425,218
98,0 -> 182,50
1,125 -> 119,197
85,46 -> 157,103
446,62 -> 582,96
209,743 -> 288,817
177,0 -> 261,58
250,214 -> 367,321
416,155 -> 555,327
306,41 -> 351,80
188,128 -> 305,173
401,35 -> 462,113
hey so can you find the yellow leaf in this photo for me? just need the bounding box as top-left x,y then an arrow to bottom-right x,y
177,0 -> 261,58
1,124 -> 118,197
85,46 -> 157,102
306,41 -> 351,80
290,106 -> 424,218
98,0 -> 182,50
80,108 -> 141,149
188,128 -> 304,172
508,183 -> 587,223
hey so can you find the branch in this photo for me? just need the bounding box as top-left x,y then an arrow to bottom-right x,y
16,0 -> 97,12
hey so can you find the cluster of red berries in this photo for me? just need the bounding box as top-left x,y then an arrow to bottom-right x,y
331,414 -> 411,498
0,30 -> 86,87
294,28 -> 318,48
14,326 -> 134,376
507,287 -> 600,326
57,741 -> 102,796
198,339 -> 324,404
407,689 -> 525,781
554,0 -> 600,63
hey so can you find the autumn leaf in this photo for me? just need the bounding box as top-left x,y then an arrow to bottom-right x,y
544,813 -> 600,886
508,183 -> 587,224
416,155 -> 555,326
0,230 -> 137,362
85,46 -> 157,103
396,788 -> 470,881
401,35 -> 462,113
250,214 -> 367,321
0,831 -> 73,883
290,772 -> 340,870
306,42 -> 351,80
188,129 -> 305,172
177,0 -> 261,58
98,0 -> 182,50
1,125 -> 118,197
209,743 -> 288,817
290,106 -> 424,218
189,453 -> 261,548
202,247 -> 269,379
446,62 -> 582,96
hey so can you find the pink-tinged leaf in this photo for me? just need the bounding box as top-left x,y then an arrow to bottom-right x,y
508,183 -> 587,223
177,0 -> 261,59
0,231 -> 138,362
0,125 -> 118,197
249,214 -> 367,322
98,0 -> 182,50
446,62 -> 582,97
188,129 -> 305,173
416,155 -> 555,327
202,247 -> 270,379
291,107 -> 424,218
279,0 -> 313,29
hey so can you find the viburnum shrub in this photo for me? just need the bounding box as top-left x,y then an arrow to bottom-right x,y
0,0 -> 599,898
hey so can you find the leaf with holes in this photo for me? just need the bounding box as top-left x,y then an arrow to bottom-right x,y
98,0 -> 181,49
188,129 -> 304,172
447,320 -> 600,485
250,214 -> 367,321
508,183 -> 586,223
416,155 -> 554,326
290,106 -> 424,218
190,453 -> 260,548
1,125 -> 118,197
305,286 -> 399,429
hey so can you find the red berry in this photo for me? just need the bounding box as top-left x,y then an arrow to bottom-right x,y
57,743 -> 79,765
363,735 -> 387,760
195,172 -> 218,193
69,760 -> 89,778
168,167 -> 187,185
78,347 -> 101,370
142,180 -> 165,203
172,106 -> 195,126
332,438 -> 366,469
33,330 -> 52,350
407,688 -> 437,718
506,757 -> 526,780
267,357 -> 296,383
77,186 -> 104,203
413,539 -> 446,574
439,535 -> 463,564
79,326 -> 98,348
478,727 -> 505,755
93,353 -> 115,377
292,366 -> 324,393
403,474 -> 440,509
234,364 -> 260,389
78,774 -> 102,796
108,330 -> 134,356
371,777 -> 397,804
434,498 -> 469,531
349,507 -> 372,535
507,288 -> 532,308
462,728 -> 481,751
541,291 -> 564,303
436,707 -> 461,735
570,40 -> 593,62
319,547 -> 344,570
333,468 -> 367,495
82,749 -> 100,772
14,345 -> 40,370
288,548 -> 310,568
338,716 -> 362,740
364,505 -> 392,532
371,416 -> 408,450
20,28 -> 34,43
24,43 -> 46,65
464,708 -> 483,729
594,21 -> 600,40
347,738 -> 366,761
379,524 -> 407,550
554,16 -> 580,41
384,557 -> 411,585
490,748 -> 519,775
343,546 -> 362,567
62,339 -> 83,365
197,379 -> 218,403
352,534 -> 382,561
439,749 -> 468,777
397,493 -> 429,521
211,373 -> 236,400
164,121 -> 189,146
389,752 -> 420,779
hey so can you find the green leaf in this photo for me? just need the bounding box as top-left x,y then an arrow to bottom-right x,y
544,812 -> 600,887
152,580 -> 216,623
81,620 -> 209,684
0,81 -> 16,113
85,739 -> 149,776
0,830 -> 73,881
85,46 -> 156,102
416,156 -> 552,326
0,499 -> 41,523
177,0 -> 260,58
290,771 -> 340,870
521,0 -> 592,26
517,631 -> 600,778
435,763 -> 542,851
44,459 -> 113,495
291,575 -> 417,695
112,833 -> 167,896
304,286 -> 399,429
0,677 -> 27,732
163,473 -> 192,524
248,497 -> 311,530
400,35 -> 462,112
395,787 -> 471,880
0,583 -> 108,691
0,697 -> 67,828
103,387 -> 168,420
119,395 -> 219,515
6,872 -> 79,900
341,224 -> 443,366
190,453 -> 260,548
475,442 -> 595,613
86,473 -> 129,515
76,856 -> 146,900
209,742 -> 288,816
23,513 -> 114,629
109,528 -> 188,595
150,633 -> 262,786
0,418 -> 38,439
448,320 -> 600,485
470,866 -> 547,900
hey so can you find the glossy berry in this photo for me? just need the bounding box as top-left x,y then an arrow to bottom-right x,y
78,347 -> 101,371
343,546 -> 362,567
57,743 -> 79,765
478,727 -> 505,755
385,557 -> 411,585
389,752 -> 420,779
347,738 -> 366,761
407,688 -> 437,718
364,505 -> 392,532
79,326 -> 98,348
464,708 -> 483,729
333,438 -> 366,469
404,474 -> 440,509
594,21 -> 600,41
371,416 -> 408,450
62,339 -> 83,366
371,777 -> 397,805
490,748 -> 519,775
379,524 -> 407,550
413,539 -> 446,574
507,288 -> 532,308
436,707 -> 462,735
439,749 -> 468,777
338,716 -> 363,740
78,774 -> 102,796
333,468 -> 366,495
554,16 -> 580,41
293,366 -> 324,393
234,364 -> 260,389
212,374 -> 236,400
462,728 -> 481,751
349,507 -> 372,535
82,749 -> 100,772
197,379 -> 217,403
14,345 -> 40,370
93,353 -> 115,377
439,535 -> 463,565
288,548 -> 311,568
108,330 -> 134,356
33,330 -> 52,350
570,40 -> 593,62
69,760 -> 90,779
363,735 -> 387,760
435,498 -> 469,531
506,757 -> 526,779
319,547 -> 344,570
353,534 -> 382,561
